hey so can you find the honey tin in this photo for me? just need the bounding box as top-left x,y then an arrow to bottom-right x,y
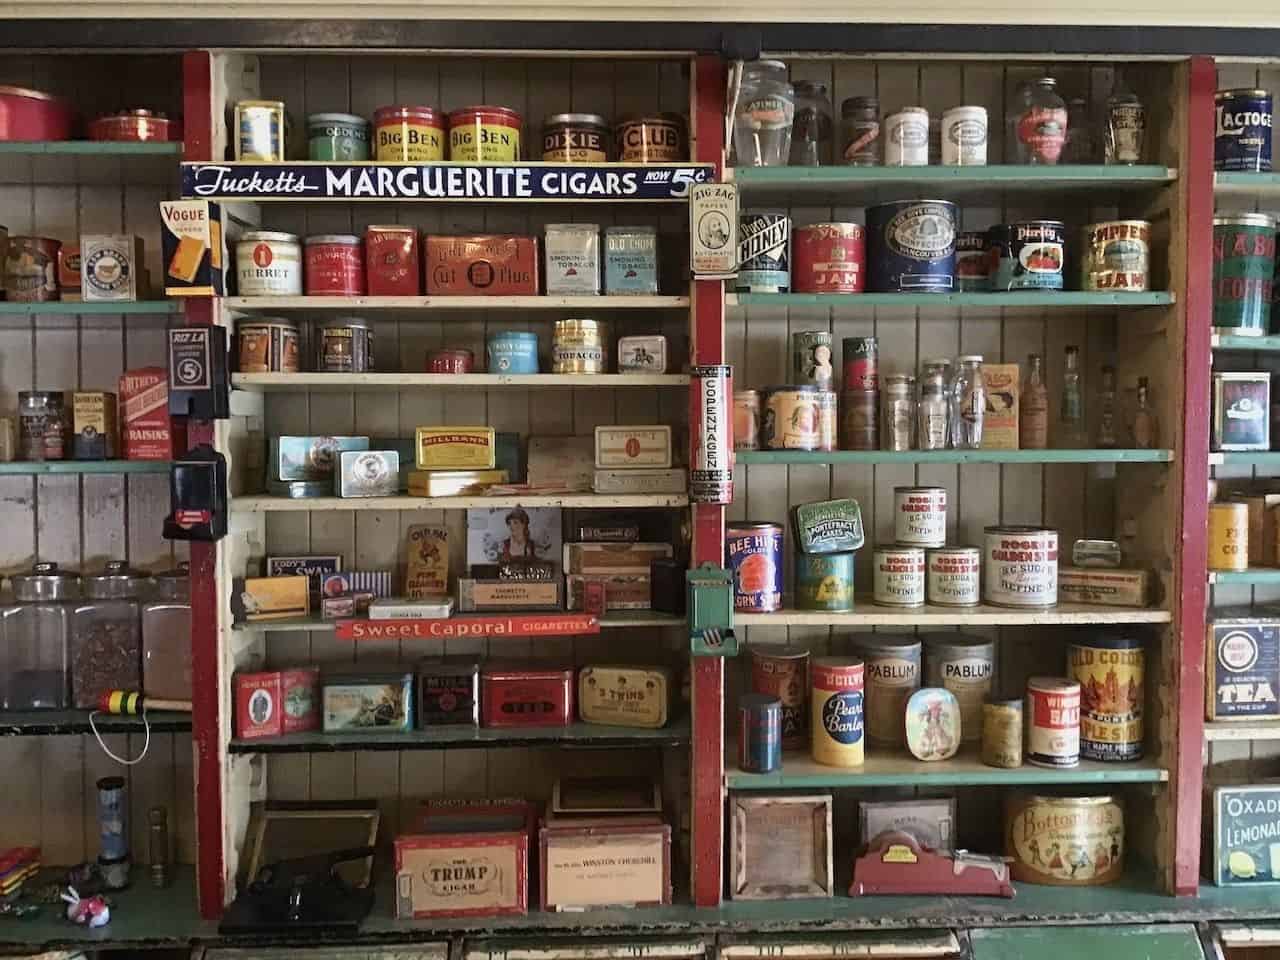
579,664 -> 672,729
1212,371 -> 1271,451
859,798 -> 956,850
605,226 -> 659,295
4,236 -> 60,302
82,235 -> 144,302
335,450 -> 399,498
1069,634 -> 1144,761
872,545 -> 925,607
426,348 -> 474,374
893,485 -> 947,548
811,657 -> 865,767
237,318 -> 299,373
1215,89 -> 1273,173
235,100 -> 286,161
866,200 -> 957,293
923,633 -> 995,744
795,552 -> 854,612
737,211 -> 791,293
540,820 -> 671,909
374,105 -> 445,162
271,435 -> 370,482
1209,501 -> 1250,571
618,335 -> 667,374
394,829 -> 527,918
1208,610 -> 1280,721
1212,785 -> 1280,885
762,385 -> 821,450
552,317 -> 604,374
448,106 -> 521,162
982,697 -> 1023,768
594,425 -> 672,469
1006,794 -> 1124,886
927,546 -> 981,607
853,633 -> 921,746
989,221 -> 1065,291
955,231 -> 991,291
983,525 -> 1058,607
237,231 -> 302,297
1214,213 -> 1276,335
487,330 -> 539,374
735,390 -> 761,450
323,671 -> 413,732
542,113 -> 609,162
791,222 -> 865,294
729,794 -> 834,900
615,113 -> 687,163
424,235 -> 538,296
415,426 -> 496,470
1082,220 -> 1150,291
790,497 -> 865,554
749,643 -> 809,750
792,330 -> 836,389
0,85 -> 72,141
416,657 -> 480,726
315,316 -> 372,376
307,112 -> 370,161
1026,676 -> 1082,767
905,687 -> 962,761
71,391 -> 117,460
482,663 -> 574,727
233,666 -> 320,739
545,224 -> 601,295
726,521 -> 784,613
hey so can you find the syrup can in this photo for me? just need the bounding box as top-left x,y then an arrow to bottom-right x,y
1209,501 -> 1250,572
726,522 -> 783,613
893,485 -> 947,548
811,657 -> 865,767
872,545 -> 925,607
1069,633 -> 1144,762
749,644 -> 810,750
927,546 -> 981,607
1026,676 -> 1081,767
983,525 -> 1058,608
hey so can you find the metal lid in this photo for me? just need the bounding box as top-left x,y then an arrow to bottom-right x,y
748,642 -> 809,660
237,316 -> 298,330
1215,213 -> 1277,228
957,355 -> 985,363
152,562 -> 190,601
365,224 -> 416,233
307,112 -> 369,125
305,234 -> 362,246
448,105 -> 523,122
1026,675 -> 1079,693
240,230 -> 299,244
1068,632 -> 1143,651
489,330 -> 538,340
793,80 -> 829,96
616,112 -> 686,127
726,521 -> 783,532
841,95 -> 879,115
11,561 -> 80,602
0,85 -> 69,104
738,693 -> 782,713
544,113 -> 609,127
237,100 -> 286,109
318,316 -> 369,329
96,109 -> 172,121
1216,88 -> 1271,99
374,104 -> 442,122
922,356 -> 953,367
605,224 -> 657,235
874,543 -> 924,554
84,560 -> 149,599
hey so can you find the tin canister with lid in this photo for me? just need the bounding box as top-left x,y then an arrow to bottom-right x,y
873,545 -> 925,607
894,486 -> 947,548
941,105 -> 988,166
853,634 -> 921,746
307,112 -> 370,161
811,657 -> 865,767
762,385 -> 821,450
866,200 -> 957,293
373,105 -> 445,161
365,225 -> 420,296
4,236 -> 60,302
1082,220 -> 1150,292
926,546 -> 981,606
792,331 -> 835,390
448,105 -> 521,162
553,318 -> 605,374
791,223 -> 865,294
237,317 -> 300,373
427,349 -> 474,374
795,552 -> 854,611
1026,676 -> 1081,767
235,100 -> 286,161
1215,89 -> 1273,173
884,107 -> 929,166
1209,501 -> 1249,572
843,336 -> 878,391
982,697 -> 1023,767
316,317 -> 373,373
1069,633 -> 1144,761
983,525 -> 1058,607
542,113 -> 609,163
237,231 -> 302,297
1213,213 -> 1276,336
726,522 -> 784,613
615,113 -> 687,163
1006,793 -> 1123,885
749,644 -> 810,749
304,234 -> 365,296
840,96 -> 880,166
487,331 -> 539,374
923,633 -> 995,743
990,220 -> 1065,291
738,693 -> 782,773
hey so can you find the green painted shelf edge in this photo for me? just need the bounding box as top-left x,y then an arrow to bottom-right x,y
0,301 -> 179,316
1210,569 -> 1280,585
1214,452 -> 1280,467
1215,172 -> 1280,194
0,460 -> 170,475
731,164 -> 1175,187
0,141 -> 182,156
729,292 -> 1174,308
737,449 -> 1172,465
1213,334 -> 1280,352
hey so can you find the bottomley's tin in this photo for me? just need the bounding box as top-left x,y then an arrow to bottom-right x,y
762,385 -> 820,450
982,697 -> 1023,768
791,222 -> 865,294
237,318 -> 299,373
795,551 -> 854,611
487,330 -> 539,374
734,390 -> 761,450
853,634 -> 921,746
738,693 -> 782,773
927,546 -> 981,606
866,200 -> 957,293
843,336 -> 878,391
894,485 -> 947,548
990,220 -> 1065,291
811,657 -> 865,767
726,522 -> 784,612
983,525 -> 1058,607
1006,794 -> 1123,886
1209,501 -> 1249,571
1214,213 -> 1276,336
750,644 -> 810,749
1216,88 -> 1273,173
1069,634 -> 1144,762
1083,220 -> 1150,291
840,390 -> 878,449
792,330 -> 835,389
873,545 -> 925,607
1026,676 -> 1081,767
737,211 -> 791,293
316,317 -> 373,373
955,231 -> 991,292
923,633 -> 995,744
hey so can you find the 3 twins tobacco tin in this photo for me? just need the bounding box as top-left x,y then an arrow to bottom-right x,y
790,498 -> 865,554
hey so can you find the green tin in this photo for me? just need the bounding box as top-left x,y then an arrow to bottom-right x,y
790,497 -> 865,554
308,112 -> 371,161
795,551 -> 855,611
1213,213 -> 1277,336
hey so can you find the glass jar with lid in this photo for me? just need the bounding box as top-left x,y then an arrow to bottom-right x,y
1010,76 -> 1068,165
732,60 -> 795,167
840,96 -> 881,166
1,562 -> 79,710
142,564 -> 192,701
789,80 -> 834,166
71,561 -> 150,709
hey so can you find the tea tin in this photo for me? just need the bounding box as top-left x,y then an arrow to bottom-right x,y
1069,633 -> 1144,761
792,330 -> 835,389
872,545 -> 925,607
791,222 -> 865,294
795,552 -> 854,611
726,521 -> 784,613
1082,220 -> 1150,291
749,643 -> 810,749
927,546 -> 981,607
866,200 -> 957,293
811,657 -> 865,767
893,485 -> 947,548
990,220 -> 1065,291
761,385 -> 821,450
1212,371 -> 1270,450
923,633 -> 995,744
1026,676 -> 1081,767
373,105 -> 446,162
905,687 -> 961,761
1209,502 -> 1250,572
487,330 -> 539,374
307,112 -> 370,161
605,226 -> 659,295
1213,214 -> 1276,336
1208,610 -> 1280,721
853,633 -> 921,746
1215,89 -> 1273,173
983,525 -> 1058,607
955,231 -> 991,291
734,390 -> 761,450
448,105 -> 521,162
982,697 -> 1023,768
1006,794 -> 1124,886
738,693 -> 782,773
737,211 -> 791,293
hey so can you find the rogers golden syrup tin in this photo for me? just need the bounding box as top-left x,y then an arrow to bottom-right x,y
894,485 -> 947,548
927,546 -> 981,607
811,657 -> 864,767
984,525 -> 1058,607
1006,794 -> 1124,886
749,643 -> 810,750
853,634 -> 921,746
1026,676 -> 1081,767
1069,634 -> 1144,761
872,545 -> 925,607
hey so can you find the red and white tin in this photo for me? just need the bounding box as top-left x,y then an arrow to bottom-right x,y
690,364 -> 733,504
88,110 -> 180,142
305,235 -> 365,296
365,225 -> 420,296
893,485 -> 947,548
427,349 -> 474,374
791,222 -> 865,294
1026,676 -> 1081,768
926,546 -> 981,607
480,662 -> 574,727
0,86 -> 73,141
983,525 -> 1058,608
873,546 -> 925,607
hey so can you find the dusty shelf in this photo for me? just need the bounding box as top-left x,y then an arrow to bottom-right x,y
230,493 -> 689,512
1212,334 -> 1280,352
1214,171 -> 1280,198
1204,721 -> 1280,742
233,373 -> 690,392
736,449 -> 1172,466
1209,569 -> 1280,585
0,301 -> 180,316
0,709 -> 191,736
224,295 -> 689,311
727,291 -> 1174,308
736,603 -> 1171,627
0,460 -> 170,475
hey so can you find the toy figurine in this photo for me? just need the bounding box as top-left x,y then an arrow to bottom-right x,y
62,887 -> 110,928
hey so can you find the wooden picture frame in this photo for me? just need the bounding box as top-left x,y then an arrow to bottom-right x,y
730,794 -> 833,900
243,801 -> 380,889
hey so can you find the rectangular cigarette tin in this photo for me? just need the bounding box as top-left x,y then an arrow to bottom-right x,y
578,664 -> 672,728
1208,608 -> 1280,721
234,667 -> 320,739
566,574 -> 651,611
417,657 -> 481,726
979,363 -> 1020,450
790,498 -> 866,554
481,662 -> 574,727
321,570 -> 393,599
618,335 -> 668,374
858,797 -> 957,851
731,794 -> 833,900
592,468 -> 687,494
271,436 -> 370,482
544,223 -> 600,295
564,542 -> 673,576
336,450 -> 400,498
415,427 -> 496,470
1213,372 -> 1271,451
540,821 -> 671,909
527,435 -> 594,491
81,234 -> 144,301
457,578 -> 563,612
160,199 -> 225,296
71,391 -> 117,460
321,595 -> 356,619
1057,567 -> 1151,607
424,235 -> 539,296
266,554 -> 343,605
232,575 -> 309,622
407,469 -> 508,497
322,671 -> 414,733
395,830 -> 528,918
594,425 -> 673,469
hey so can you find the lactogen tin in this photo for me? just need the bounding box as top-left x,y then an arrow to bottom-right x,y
840,390 -> 878,450
842,336 -> 878,391
873,545 -> 925,607
1214,213 -> 1276,336
792,331 -> 835,389
866,200 -> 957,293
792,223 -> 865,294
304,234 -> 365,296
762,385 -> 821,450
738,693 -> 782,773
983,525 -> 1058,608
1216,89 -> 1273,173
237,231 -> 302,297
884,107 -> 929,166
373,105 -> 445,162
894,485 -> 947,548
448,105 -> 521,162
955,231 -> 991,292
737,211 -> 791,293
1006,793 -> 1123,886
1069,634 -> 1144,762
853,634 -> 921,746
316,317 -> 373,373
750,644 -> 810,749
941,106 -> 988,166
1209,501 -> 1249,572
237,318 -> 300,373
811,657 -> 865,767
726,522 -> 784,613
990,220 -> 1065,291
982,697 -> 1023,768
923,633 -> 995,744
1026,676 -> 1081,767
927,546 -> 981,607
1082,220 -> 1150,292
690,363 -> 734,504
734,390 -> 761,450
795,552 -> 854,611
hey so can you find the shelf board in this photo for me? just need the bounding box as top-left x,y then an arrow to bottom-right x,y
725,747 -> 1168,789
1209,569 -> 1280,585
0,141 -> 182,187
1214,171 -> 1280,197
1212,333 -> 1280,352
233,372 -> 690,392
224,295 -> 689,311
231,493 -> 688,512
230,717 -> 690,754
737,448 -> 1171,466
0,709 -> 191,736
0,300 -> 179,316
234,610 -> 686,632
727,291 -> 1173,308
1205,721 -> 1280,742
736,602 -> 1171,627
0,140 -> 182,156
0,459 -> 170,475
1211,452 -> 1280,467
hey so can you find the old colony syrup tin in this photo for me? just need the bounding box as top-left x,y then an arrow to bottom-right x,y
923,633 -> 995,744
1069,634 -> 1144,762
791,223 -> 865,294
1216,89 -> 1273,173
738,211 -> 791,293
237,318 -> 300,373
374,106 -> 445,162
543,113 -> 610,163
448,106 -> 521,162
873,545 -> 925,607
726,522 -> 784,613
1026,676 -> 1081,767
955,231 -> 991,291
990,221 -> 1065,291
894,485 -> 947,548
1082,220 -> 1150,292
866,200 -> 957,293
1209,501 -> 1250,572
762,386 -> 821,451
984,525 -> 1058,607
615,114 -> 687,163
927,546 -> 981,607
1006,794 -> 1124,886
304,235 -> 365,296
1213,214 -> 1276,336
811,657 -> 865,767
237,231 -> 302,297
853,634 -> 921,746
738,693 -> 782,773
750,644 -> 810,749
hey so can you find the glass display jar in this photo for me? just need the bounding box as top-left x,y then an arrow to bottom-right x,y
840,96 -> 880,166
1010,77 -> 1067,165
733,60 -> 795,167
71,561 -> 149,709
1063,97 -> 1095,164
881,374 -> 917,451
1,562 -> 79,710
142,564 -> 191,701
952,356 -> 986,449
789,80 -> 833,166
918,362 -> 950,450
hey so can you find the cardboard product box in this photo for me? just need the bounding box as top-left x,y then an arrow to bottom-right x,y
566,573 -> 651,611
465,506 -> 562,569
540,820 -> 671,910
161,199 -> 225,296
394,830 -> 528,919
980,363 -> 1020,450
231,575 -> 310,622
72,391 -> 117,460
457,577 -> 562,613
265,555 -> 343,605
527,435 -> 594,491
730,794 -> 833,900
119,367 -> 181,460
1057,567 -> 1151,608
233,667 -> 320,739
1208,609 -> 1280,721
407,469 -> 508,497
405,524 -> 449,599
564,542 -> 673,576
57,245 -> 81,302
424,235 -> 538,296
82,234 -> 144,302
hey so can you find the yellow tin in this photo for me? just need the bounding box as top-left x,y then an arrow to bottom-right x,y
448,105 -> 522,162
810,657 -> 865,767
1210,502 -> 1249,572
981,697 -> 1023,768
1068,635 -> 1144,762
374,105 -> 446,162
414,426 -> 497,470
1006,793 -> 1124,886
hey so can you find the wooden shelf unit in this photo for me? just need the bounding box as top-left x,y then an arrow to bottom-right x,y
233,372 -> 691,391
224,295 -> 690,311
736,603 -> 1172,627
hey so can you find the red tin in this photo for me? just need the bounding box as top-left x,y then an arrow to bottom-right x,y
0,86 -> 73,141
365,225 -> 421,296
88,110 -> 180,143
119,366 -> 185,460
792,222 -> 865,294
424,235 -> 539,296
427,349 -> 475,373
304,234 -> 365,296
373,105 -> 446,162
447,105 -> 522,162
481,662 -> 574,727
233,667 -> 320,739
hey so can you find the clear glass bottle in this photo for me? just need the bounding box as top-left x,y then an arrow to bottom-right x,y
1105,80 -> 1145,165
1,562 -> 79,710
839,96 -> 880,166
733,60 -> 795,168
1063,97 -> 1095,164
952,356 -> 986,449
918,362 -> 950,450
881,374 -> 917,451
1010,76 -> 1068,165
1097,364 -> 1119,448
1058,346 -> 1087,448
1020,354 -> 1049,450
1133,376 -> 1159,448
71,561 -> 149,709
142,563 -> 192,701
789,80 -> 833,166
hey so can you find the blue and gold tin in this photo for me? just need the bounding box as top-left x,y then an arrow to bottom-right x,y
486,330 -> 539,374
726,521 -> 784,612
866,200 -> 957,293
795,551 -> 855,611
1216,89 -> 1273,173
738,693 -> 782,772
737,210 -> 791,293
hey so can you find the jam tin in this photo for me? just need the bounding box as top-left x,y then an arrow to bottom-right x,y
304,234 -> 365,296
543,113 -> 610,163
905,687 -> 962,761
365,225 -> 421,296
1006,794 -> 1123,886
990,220 -> 1065,291
544,223 -> 601,295
927,546 -> 981,607
795,552 -> 854,612
955,231 -> 991,291
734,390 -> 761,450
738,693 -> 783,773
749,643 -> 810,750
923,633 -> 995,744
0,86 -> 73,141
307,112 -> 370,161
552,318 -> 605,374
480,662 -> 574,728
884,107 -> 929,166
237,318 -> 300,373
866,200 -> 957,293
1212,371 -> 1270,451
792,331 -> 835,390
893,485 -> 948,548
237,230 -> 302,297
791,222 -> 865,294
615,113 -> 687,163
1082,220 -> 1150,292
426,349 -> 474,374
873,545 -> 925,607
840,390 -> 879,450
1208,501 -> 1249,572
983,525 -> 1058,608
373,105 -> 445,162
1215,89 -> 1273,173
941,105 -> 988,166
4,236 -> 60,302
316,317 -> 373,373
604,226 -> 659,295
726,521 -> 784,613
235,100 -> 286,161
761,385 -> 821,450
853,634 -> 921,746
618,335 -> 667,374
982,697 -> 1023,768
737,211 -> 791,293
1026,676 -> 1081,767
89,110 -> 178,142
1069,633 -> 1144,762
1213,213 -> 1276,336
487,330 -> 539,374
811,657 -> 865,767
448,106 -> 521,162
842,336 -> 878,391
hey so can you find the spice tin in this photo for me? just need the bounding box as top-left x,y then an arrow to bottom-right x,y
1082,220 -> 1150,291
604,226 -> 659,295
235,100 -> 286,161
615,114 -> 686,163
0,86 -> 73,141
336,450 -> 399,498
487,330 -> 539,374
4,236 -> 60,302
737,211 -> 791,293
1214,214 -> 1276,335
953,231 -> 991,292
1212,784 -> 1280,885
792,223 -> 865,294
1007,794 -> 1123,885
1216,89 -> 1273,173
545,224 -> 601,295
89,109 -> 177,143
1026,676 -> 1081,767
941,105 -> 988,166
690,363 -> 733,504
365,225 -> 421,296
893,486 -> 947,548
307,112 -> 370,161
552,318 -> 605,374
427,349 -> 474,374
738,693 -> 782,772
424,235 -> 539,295
873,545 -> 925,607
543,112 -> 609,162
448,105 -> 521,162
795,552 -> 854,611
726,522 -> 784,613
905,687 -> 962,761
1212,371 -> 1271,451
811,657 -> 865,767
1208,611 -> 1280,721
749,644 -> 809,750
790,497 -> 865,554
237,318 -> 299,373
323,671 -> 413,733
481,662 -> 574,727
927,546 -> 981,607
990,220 -> 1065,291
1069,634 -> 1144,761
1209,502 -> 1250,571
304,234 -> 364,296
237,231 -> 302,297
984,525 -> 1058,607
866,200 -> 957,293
579,665 -> 672,729
735,390 -> 761,450
762,385 -> 820,450
791,331 -> 835,389
374,105 -> 445,162
618,335 -> 667,374
842,336 -> 878,391
853,634 -> 921,746
883,107 -> 929,166
982,697 -> 1023,768
923,633 -> 995,744
316,317 -> 373,373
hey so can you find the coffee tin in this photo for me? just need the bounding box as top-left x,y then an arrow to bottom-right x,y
1006,794 -> 1124,886
842,336 -> 878,391
923,633 -> 995,744
905,687 -> 962,761
487,331 -> 539,374
982,697 -> 1023,768
1209,501 -> 1250,572
1082,220 -> 1150,292
853,634 -> 921,746
941,105 -> 988,166
734,390 -> 761,450
983,525 -> 1058,607
615,113 -> 687,163
316,317 -> 373,373
304,234 -> 365,296
737,211 -> 791,293
872,545 -> 925,607
542,112 -> 609,163
726,522 -> 784,613
840,390 -> 878,450
866,200 -> 957,293
1214,213 -> 1276,336
4,236 -> 60,302
1212,371 -> 1270,451
927,546 -> 981,607
792,331 -> 835,389
811,657 -> 865,767
990,220 -> 1065,291
307,112 -> 370,161
1216,89 -> 1273,173
749,644 -> 810,749
791,222 -> 865,294
448,105 -> 521,162
795,552 -> 854,611
738,694 -> 782,773
883,107 -> 929,166
762,385 -> 821,451
893,485 -> 947,548
955,231 -> 991,292
1069,633 -> 1144,762
237,231 -> 302,297
237,318 -> 300,373
1026,676 -> 1081,767
373,105 -> 446,162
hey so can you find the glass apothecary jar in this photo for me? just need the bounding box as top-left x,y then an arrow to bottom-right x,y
733,60 -> 795,167
1,562 -> 79,710
789,80 -> 833,166
142,564 -> 191,701
71,561 -> 149,709
1009,76 -> 1068,165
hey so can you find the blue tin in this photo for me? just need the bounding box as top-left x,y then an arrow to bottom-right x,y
1216,89 -> 1273,173
738,693 -> 782,772
726,521 -> 784,612
866,200 -> 957,293
605,225 -> 659,295
737,210 -> 791,293
96,776 -> 129,861
486,330 -> 539,374
990,221 -> 1065,291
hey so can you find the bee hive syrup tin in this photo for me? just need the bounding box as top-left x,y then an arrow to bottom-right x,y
1209,501 -> 1250,571
1082,220 -> 1150,291
893,485 -> 947,548
905,687 -> 962,761
873,545 -> 925,607
811,657 -> 865,767
1216,89 -> 1273,173
750,643 -> 810,749
984,525 -> 1058,607
866,200 -> 957,293
927,546 -> 981,607
990,220 -> 1065,291
1006,794 -> 1123,886
795,552 -> 854,612
1069,633 -> 1144,761
737,211 -> 791,293
726,522 -> 784,613
923,633 -> 995,744
1213,213 -> 1276,336
1026,676 -> 1081,767
853,634 -> 921,746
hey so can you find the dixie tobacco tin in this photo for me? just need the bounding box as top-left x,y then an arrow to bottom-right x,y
1208,609 -> 1280,721
1213,785 -> 1280,885
790,497 -> 865,554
